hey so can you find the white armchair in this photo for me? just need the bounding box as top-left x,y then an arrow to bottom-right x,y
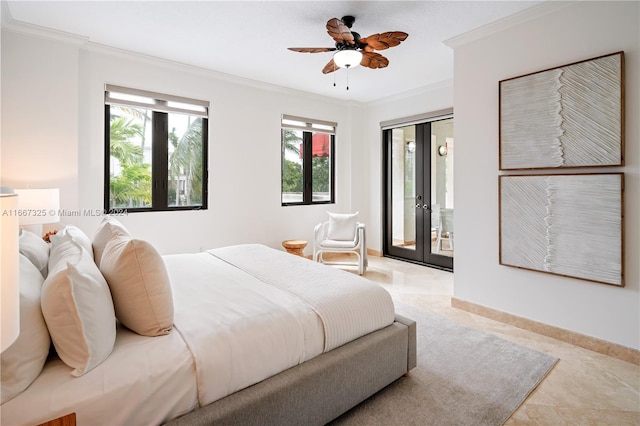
313,212 -> 367,275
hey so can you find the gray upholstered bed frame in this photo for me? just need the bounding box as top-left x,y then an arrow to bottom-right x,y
166,314 -> 416,426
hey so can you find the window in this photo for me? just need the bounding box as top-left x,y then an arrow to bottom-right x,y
281,114 -> 335,205
104,85 -> 208,212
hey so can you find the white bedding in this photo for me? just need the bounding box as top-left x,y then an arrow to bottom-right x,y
1,244 -> 395,424
165,250 -> 325,406
167,245 -> 395,406
0,326 -> 197,426
210,244 -> 396,351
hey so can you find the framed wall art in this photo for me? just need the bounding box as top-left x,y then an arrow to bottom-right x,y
499,51 -> 624,170
499,173 -> 624,286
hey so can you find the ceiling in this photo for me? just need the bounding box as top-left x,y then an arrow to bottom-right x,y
4,1 -> 541,103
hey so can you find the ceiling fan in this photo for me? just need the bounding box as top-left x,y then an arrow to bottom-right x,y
288,16 -> 409,75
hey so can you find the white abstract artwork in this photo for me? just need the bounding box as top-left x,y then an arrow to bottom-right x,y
500,52 -> 624,170
500,174 -> 623,286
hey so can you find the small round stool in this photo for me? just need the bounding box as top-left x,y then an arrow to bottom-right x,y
282,240 -> 307,257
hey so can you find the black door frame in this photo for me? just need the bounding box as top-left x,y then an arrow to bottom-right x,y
382,116 -> 453,271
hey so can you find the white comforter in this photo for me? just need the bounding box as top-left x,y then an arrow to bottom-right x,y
210,244 -> 395,352
167,244 -> 395,406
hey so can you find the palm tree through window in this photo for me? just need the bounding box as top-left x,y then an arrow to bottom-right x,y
104,85 -> 209,212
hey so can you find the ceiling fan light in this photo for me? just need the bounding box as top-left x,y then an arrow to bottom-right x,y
333,50 -> 363,68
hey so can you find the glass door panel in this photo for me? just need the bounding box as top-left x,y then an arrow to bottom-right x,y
391,126 -> 416,251
430,118 -> 454,258
385,125 -> 424,262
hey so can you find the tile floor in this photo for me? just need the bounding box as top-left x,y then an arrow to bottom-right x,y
345,255 -> 640,425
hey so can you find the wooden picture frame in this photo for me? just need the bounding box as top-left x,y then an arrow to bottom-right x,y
499,51 -> 624,170
499,173 -> 624,286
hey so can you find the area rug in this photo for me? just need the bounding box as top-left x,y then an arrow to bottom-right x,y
329,302 -> 558,426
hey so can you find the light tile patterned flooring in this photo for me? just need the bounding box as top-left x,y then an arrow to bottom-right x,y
343,255 -> 640,425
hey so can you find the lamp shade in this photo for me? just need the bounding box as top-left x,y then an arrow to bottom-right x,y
333,50 -> 363,69
1,190 -> 20,352
14,188 -> 60,225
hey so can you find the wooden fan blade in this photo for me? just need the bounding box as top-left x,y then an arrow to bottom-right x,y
360,32 -> 408,51
360,52 -> 389,69
322,58 -> 339,74
326,18 -> 355,45
288,47 -> 336,53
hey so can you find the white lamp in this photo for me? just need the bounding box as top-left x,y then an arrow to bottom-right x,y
333,49 -> 363,69
14,188 -> 60,237
1,188 -> 20,352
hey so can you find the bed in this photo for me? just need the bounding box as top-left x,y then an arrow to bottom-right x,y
1,219 -> 416,426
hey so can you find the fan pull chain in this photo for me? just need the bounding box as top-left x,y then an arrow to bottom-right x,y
346,67 -> 350,90
331,65 -> 352,91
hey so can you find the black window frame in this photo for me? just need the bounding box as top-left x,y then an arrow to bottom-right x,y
104,86 -> 209,213
281,115 -> 336,206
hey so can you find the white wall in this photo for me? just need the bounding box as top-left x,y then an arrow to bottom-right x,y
1,27 -> 358,256
450,1 -> 639,349
1,31 -> 80,212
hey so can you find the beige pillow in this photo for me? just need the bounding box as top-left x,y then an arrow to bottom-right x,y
92,216 -> 130,267
41,238 -> 116,377
100,235 -> 174,337
19,229 -> 50,277
1,255 -> 51,404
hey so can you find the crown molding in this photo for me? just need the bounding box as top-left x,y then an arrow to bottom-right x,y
2,17 -> 88,46
444,1 -> 579,49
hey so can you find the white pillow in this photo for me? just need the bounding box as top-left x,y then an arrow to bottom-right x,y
41,238 -> 116,377
48,232 -> 83,273
100,235 -> 174,337
1,255 -> 51,404
327,212 -> 359,241
92,216 -> 130,267
58,225 -> 94,258
19,229 -> 50,277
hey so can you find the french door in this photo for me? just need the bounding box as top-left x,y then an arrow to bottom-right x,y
383,115 -> 454,271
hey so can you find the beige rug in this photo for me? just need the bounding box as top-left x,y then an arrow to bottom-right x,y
329,302 -> 558,426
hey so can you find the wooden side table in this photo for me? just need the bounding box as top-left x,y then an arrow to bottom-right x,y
282,240 -> 307,256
